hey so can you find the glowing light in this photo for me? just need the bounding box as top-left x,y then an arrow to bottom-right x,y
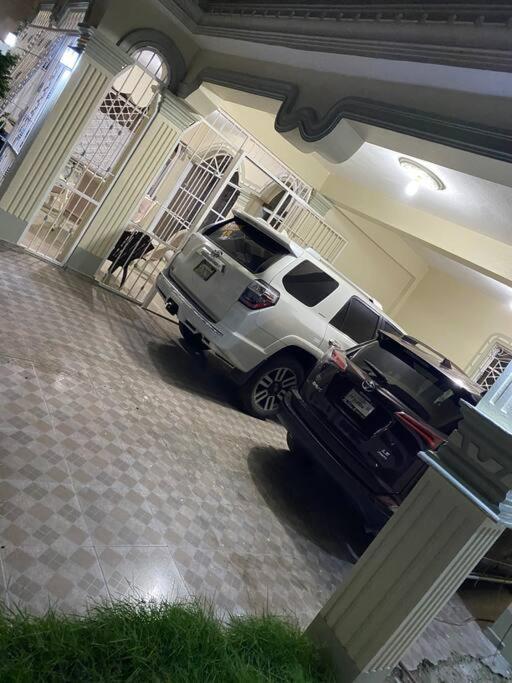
60,46 -> 79,70
405,180 -> 419,197
399,157 -> 445,197
5,32 -> 17,48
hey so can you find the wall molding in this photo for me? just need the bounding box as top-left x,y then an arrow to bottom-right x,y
179,67 -> 512,164
79,26 -> 133,75
159,91 -> 199,130
159,0 -> 512,72
118,28 -> 187,93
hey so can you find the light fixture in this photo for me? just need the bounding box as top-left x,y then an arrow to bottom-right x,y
4,32 -> 17,48
399,157 -> 445,196
405,180 -> 419,197
60,46 -> 80,70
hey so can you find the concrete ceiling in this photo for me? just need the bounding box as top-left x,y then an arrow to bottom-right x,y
415,244 -> 512,305
327,143 -> 512,247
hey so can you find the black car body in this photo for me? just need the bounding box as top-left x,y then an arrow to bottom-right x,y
279,332 -> 512,582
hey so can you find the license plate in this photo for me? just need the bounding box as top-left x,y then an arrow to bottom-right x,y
194,259 -> 216,281
343,389 -> 374,418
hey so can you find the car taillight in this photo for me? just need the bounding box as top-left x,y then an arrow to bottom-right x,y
329,347 -> 348,372
239,280 -> 280,310
394,411 -> 445,450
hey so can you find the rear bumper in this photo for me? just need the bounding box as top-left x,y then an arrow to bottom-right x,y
278,390 -> 390,531
156,271 -> 265,374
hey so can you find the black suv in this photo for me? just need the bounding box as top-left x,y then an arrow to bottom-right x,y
279,332 -> 512,581
279,331 -> 484,532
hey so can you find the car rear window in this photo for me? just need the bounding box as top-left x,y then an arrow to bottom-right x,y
282,260 -> 338,307
380,319 -> 402,336
330,297 -> 380,343
203,219 -> 288,273
351,340 -> 466,432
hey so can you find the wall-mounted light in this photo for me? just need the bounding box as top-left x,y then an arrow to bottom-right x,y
4,32 -> 17,48
399,157 -> 445,197
60,46 -> 80,70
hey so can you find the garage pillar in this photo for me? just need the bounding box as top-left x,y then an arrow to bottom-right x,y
0,29 -> 131,244
307,362 -> 512,682
66,91 -> 198,277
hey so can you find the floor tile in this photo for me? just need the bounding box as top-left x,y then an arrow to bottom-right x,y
96,546 -> 187,602
0,242 -> 504,675
75,481 -> 165,546
2,541 -> 108,614
0,428 -> 68,482
0,479 -> 90,547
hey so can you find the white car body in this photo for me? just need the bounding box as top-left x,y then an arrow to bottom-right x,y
156,210 -> 404,415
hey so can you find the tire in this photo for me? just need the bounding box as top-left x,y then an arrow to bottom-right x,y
178,322 -> 206,350
240,354 -> 305,419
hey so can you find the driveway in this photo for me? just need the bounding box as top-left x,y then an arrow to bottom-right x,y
0,242 -> 356,622
0,241 -> 508,678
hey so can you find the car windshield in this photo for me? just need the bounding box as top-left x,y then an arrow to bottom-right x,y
350,339 -> 470,432
203,219 -> 289,273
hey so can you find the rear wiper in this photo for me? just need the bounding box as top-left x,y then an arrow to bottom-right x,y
362,360 -> 390,386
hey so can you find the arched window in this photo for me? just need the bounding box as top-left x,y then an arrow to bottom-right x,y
132,48 -> 169,85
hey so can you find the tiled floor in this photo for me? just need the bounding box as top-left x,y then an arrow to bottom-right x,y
0,242 -> 509,677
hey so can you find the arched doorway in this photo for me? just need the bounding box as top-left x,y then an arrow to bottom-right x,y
19,47 -> 168,263
151,152 -> 237,240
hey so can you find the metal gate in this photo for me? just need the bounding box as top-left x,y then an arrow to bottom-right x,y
19,49 -> 166,264
0,8 -> 85,183
93,109 -> 347,312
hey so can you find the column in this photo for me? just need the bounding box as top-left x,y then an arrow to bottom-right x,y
307,362 -> 512,682
66,91 -> 198,277
0,29 -> 131,244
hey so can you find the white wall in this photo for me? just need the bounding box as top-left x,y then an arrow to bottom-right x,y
394,267 -> 512,371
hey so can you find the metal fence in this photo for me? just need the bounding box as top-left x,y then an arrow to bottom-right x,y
93,109 -> 347,309
0,8 -> 85,183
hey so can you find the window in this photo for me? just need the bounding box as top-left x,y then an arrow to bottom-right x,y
351,341 -> 469,431
330,297 -> 379,343
204,219 -> 289,273
380,319 -> 402,337
282,260 -> 338,307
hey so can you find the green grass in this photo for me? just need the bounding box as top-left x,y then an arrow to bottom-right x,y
0,599 -> 334,682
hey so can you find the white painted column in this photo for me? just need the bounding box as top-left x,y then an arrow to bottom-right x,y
0,29 -> 131,244
307,362 -> 512,682
67,91 -> 198,277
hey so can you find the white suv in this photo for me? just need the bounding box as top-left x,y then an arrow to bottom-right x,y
156,211 -> 403,418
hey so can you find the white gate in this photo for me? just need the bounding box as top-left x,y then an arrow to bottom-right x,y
0,8 -> 85,183
93,110 -> 347,311
19,49 -> 167,264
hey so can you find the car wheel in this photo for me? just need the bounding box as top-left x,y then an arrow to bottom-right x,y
178,322 -> 206,350
240,355 -> 304,419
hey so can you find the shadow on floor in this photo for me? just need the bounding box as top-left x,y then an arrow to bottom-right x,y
247,445 -> 371,563
145,339 -> 241,408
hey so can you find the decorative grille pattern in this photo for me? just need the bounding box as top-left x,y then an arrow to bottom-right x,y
21,56 -> 163,264
94,110 -> 347,308
476,344 -> 512,391
0,7 -> 85,183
